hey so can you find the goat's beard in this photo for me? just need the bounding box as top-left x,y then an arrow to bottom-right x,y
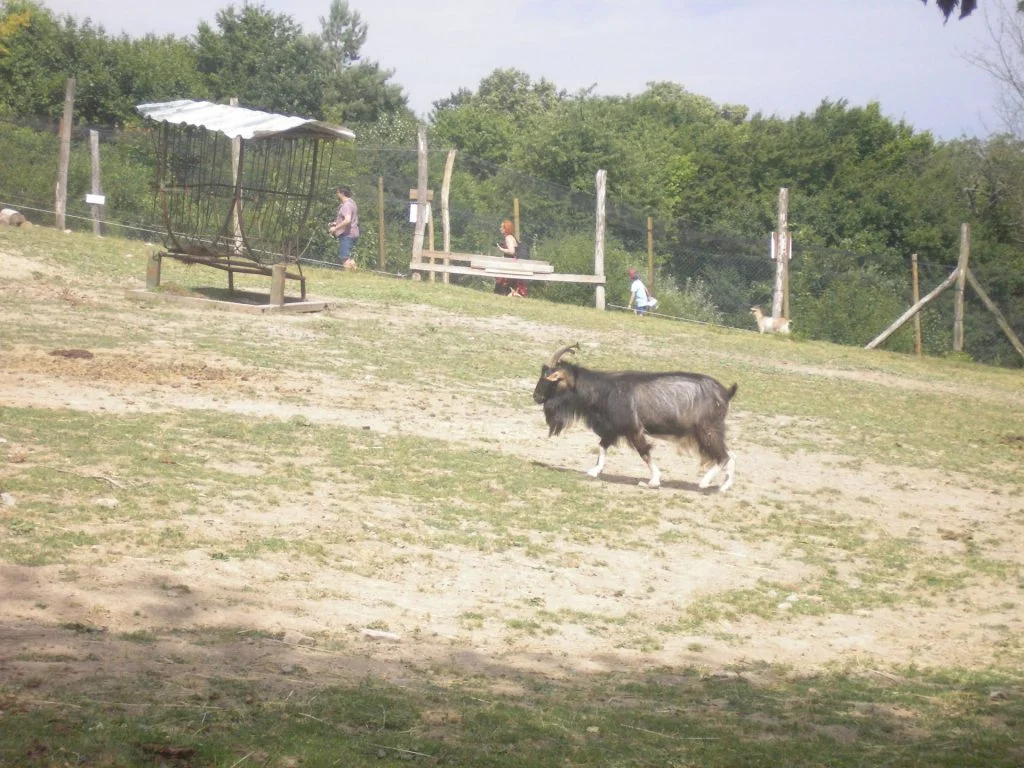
542,391 -> 583,437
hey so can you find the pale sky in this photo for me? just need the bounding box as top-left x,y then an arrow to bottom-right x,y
38,0 -> 1004,140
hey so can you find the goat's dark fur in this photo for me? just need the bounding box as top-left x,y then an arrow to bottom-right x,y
533,345 -> 737,490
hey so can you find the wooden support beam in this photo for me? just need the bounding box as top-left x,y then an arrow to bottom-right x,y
270,264 -> 285,306
966,268 -> 1024,362
866,267 -> 960,350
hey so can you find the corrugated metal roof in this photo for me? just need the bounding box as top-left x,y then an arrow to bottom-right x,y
136,99 -> 356,141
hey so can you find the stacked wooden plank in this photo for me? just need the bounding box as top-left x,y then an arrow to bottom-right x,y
411,250 -> 605,285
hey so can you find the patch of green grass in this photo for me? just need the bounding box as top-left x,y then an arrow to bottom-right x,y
1,659 -> 1021,767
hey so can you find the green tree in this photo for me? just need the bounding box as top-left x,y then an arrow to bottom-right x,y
317,0 -> 407,126
195,3 -> 326,117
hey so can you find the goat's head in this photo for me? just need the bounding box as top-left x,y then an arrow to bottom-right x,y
750,305 -> 764,318
533,343 -> 579,404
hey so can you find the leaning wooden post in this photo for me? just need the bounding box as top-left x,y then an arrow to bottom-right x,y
953,223 -> 970,353
966,268 -> 1024,362
866,267 -> 959,349
911,253 -> 922,356
440,149 -> 456,285
772,188 -> 789,321
89,129 -> 104,236
647,215 -> 655,294
411,125 -> 428,279
594,169 -> 607,311
377,176 -> 385,272
513,197 -> 521,240
55,77 -> 75,231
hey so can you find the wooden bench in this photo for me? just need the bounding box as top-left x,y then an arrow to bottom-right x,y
412,250 -> 606,285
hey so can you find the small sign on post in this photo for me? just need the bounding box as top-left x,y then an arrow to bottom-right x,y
85,194 -> 106,206
408,188 -> 433,223
769,231 -> 792,260
408,203 -> 431,223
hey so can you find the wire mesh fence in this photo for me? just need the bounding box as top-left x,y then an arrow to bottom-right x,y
0,114 -> 1020,367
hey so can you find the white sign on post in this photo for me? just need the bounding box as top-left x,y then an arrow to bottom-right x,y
770,231 -> 792,260
85,193 -> 106,205
408,203 -> 431,224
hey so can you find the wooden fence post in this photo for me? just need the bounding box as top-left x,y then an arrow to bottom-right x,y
772,187 -> 789,321
55,77 -> 75,231
647,216 -> 654,294
911,253 -> 922,356
953,223 -> 970,353
594,169 -> 607,311
89,129 -> 104,236
377,176 -> 385,272
411,125 -> 428,279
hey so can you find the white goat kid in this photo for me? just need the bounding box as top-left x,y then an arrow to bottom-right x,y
750,306 -> 791,335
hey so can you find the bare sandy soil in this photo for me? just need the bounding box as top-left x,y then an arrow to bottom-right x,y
1,246 -> 1022,702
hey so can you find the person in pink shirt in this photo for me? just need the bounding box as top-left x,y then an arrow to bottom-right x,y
328,186 -> 360,269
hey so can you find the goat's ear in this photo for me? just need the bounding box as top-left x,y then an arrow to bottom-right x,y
544,369 -> 565,384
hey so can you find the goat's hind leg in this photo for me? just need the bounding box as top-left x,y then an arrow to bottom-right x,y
696,424 -> 734,491
586,446 -> 606,478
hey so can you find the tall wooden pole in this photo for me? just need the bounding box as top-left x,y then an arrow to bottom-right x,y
594,170 -> 607,311
647,216 -> 655,294
377,176 -> 385,272
89,129 -> 104,236
783,231 -> 791,321
55,77 -> 75,231
440,149 -> 456,284
953,223 -> 970,353
772,188 -> 789,320
411,125 -> 428,275
513,197 -> 520,240
911,253 -> 922,356
230,97 -> 243,254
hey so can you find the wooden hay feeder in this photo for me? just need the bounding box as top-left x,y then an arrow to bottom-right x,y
136,100 -> 355,301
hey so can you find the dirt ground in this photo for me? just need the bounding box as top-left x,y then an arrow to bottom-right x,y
1,246 -> 1022,701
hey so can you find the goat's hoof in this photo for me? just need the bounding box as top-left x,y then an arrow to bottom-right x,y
586,469 -> 601,479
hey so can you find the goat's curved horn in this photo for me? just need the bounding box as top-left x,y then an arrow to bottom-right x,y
547,343 -> 580,368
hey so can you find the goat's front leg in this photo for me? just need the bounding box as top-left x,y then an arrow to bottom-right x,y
586,445 -> 607,478
640,456 -> 661,488
699,453 -> 735,491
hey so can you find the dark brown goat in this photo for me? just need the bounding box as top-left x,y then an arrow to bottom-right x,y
533,344 -> 737,490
